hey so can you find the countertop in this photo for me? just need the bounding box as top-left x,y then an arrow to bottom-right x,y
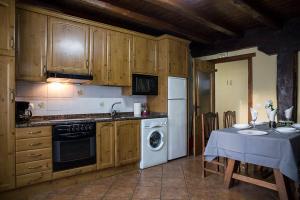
16,112 -> 168,128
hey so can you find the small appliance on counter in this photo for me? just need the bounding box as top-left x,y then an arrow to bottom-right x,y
16,101 -> 32,123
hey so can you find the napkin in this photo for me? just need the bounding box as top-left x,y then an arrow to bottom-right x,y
284,106 -> 293,120
250,108 -> 258,121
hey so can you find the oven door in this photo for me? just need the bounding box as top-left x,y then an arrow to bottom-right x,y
53,136 -> 96,171
132,74 -> 158,95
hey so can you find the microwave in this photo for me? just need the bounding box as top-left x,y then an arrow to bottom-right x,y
132,74 -> 158,95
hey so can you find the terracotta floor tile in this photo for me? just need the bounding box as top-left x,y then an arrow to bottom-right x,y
21,156 -> 280,200
46,194 -> 74,200
138,177 -> 162,187
90,177 -> 115,186
104,186 -> 135,198
73,195 -> 102,200
132,186 -> 161,199
161,187 -> 189,199
141,167 -> 163,178
77,184 -> 108,197
162,178 -> 186,188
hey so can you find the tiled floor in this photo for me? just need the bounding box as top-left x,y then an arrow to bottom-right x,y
30,157 -> 278,200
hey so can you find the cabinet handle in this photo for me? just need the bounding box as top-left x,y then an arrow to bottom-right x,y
28,131 -> 42,135
86,60 -> 89,69
10,38 -> 14,49
29,153 -> 42,157
43,65 -> 47,75
28,130 -> 42,135
29,142 -> 42,147
9,89 -> 15,103
28,165 -> 43,169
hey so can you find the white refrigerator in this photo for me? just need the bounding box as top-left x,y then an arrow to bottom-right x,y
168,77 -> 187,160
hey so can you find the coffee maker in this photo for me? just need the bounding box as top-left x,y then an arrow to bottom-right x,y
16,101 -> 32,123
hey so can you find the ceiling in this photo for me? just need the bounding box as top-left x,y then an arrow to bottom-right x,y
19,0 -> 300,47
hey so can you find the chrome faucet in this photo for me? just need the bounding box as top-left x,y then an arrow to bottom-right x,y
111,102 -> 121,118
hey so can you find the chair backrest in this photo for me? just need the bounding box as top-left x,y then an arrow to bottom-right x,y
201,112 -> 219,152
223,111 -> 236,128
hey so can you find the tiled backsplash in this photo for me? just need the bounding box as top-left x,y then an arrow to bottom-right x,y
16,81 -> 147,116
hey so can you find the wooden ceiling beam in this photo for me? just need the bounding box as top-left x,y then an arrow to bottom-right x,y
143,0 -> 239,37
231,0 -> 280,29
76,0 -> 211,43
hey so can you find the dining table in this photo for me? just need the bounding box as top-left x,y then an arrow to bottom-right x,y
204,124 -> 300,200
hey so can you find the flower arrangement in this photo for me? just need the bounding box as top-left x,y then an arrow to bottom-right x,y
265,100 -> 277,123
265,100 -> 275,111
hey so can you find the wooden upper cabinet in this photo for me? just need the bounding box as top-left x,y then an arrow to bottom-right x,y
16,9 -> 47,81
0,56 -> 15,191
133,36 -> 157,75
169,39 -> 189,77
89,27 -> 108,85
96,122 -> 115,170
108,31 -> 132,86
115,120 -> 140,167
0,0 -> 15,56
47,17 -> 89,75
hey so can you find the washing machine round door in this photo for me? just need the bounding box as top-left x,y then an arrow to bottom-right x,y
147,130 -> 165,151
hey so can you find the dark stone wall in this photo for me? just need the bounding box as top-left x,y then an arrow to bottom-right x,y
277,51 -> 298,121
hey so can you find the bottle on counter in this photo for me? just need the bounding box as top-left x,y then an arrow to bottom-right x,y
141,103 -> 150,117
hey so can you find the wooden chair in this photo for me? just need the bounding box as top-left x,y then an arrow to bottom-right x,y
223,111 -> 236,128
201,112 -> 226,177
223,110 -> 250,174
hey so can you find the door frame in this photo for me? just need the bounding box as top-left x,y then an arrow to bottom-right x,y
191,53 -> 255,156
192,59 -> 216,156
209,53 -> 255,122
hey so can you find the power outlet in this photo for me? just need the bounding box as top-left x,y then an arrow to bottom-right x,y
37,102 -> 46,109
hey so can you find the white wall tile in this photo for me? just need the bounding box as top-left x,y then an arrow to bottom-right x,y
16,82 -> 147,116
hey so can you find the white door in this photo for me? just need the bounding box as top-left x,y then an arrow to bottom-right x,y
168,77 -> 187,99
168,99 -> 187,160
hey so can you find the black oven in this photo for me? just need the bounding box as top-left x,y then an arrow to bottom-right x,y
132,74 -> 158,95
52,122 -> 96,171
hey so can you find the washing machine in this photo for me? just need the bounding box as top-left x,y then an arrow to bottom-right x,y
140,118 -> 168,169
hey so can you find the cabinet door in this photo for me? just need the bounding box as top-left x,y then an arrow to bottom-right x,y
169,40 -> 188,77
90,27 -> 108,85
0,56 -> 15,191
108,31 -> 132,86
0,0 -> 15,56
115,120 -> 140,167
133,36 -> 157,75
47,17 -> 89,75
16,10 -> 47,81
96,122 -> 114,170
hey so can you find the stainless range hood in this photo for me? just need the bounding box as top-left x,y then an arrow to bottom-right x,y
46,72 -> 93,84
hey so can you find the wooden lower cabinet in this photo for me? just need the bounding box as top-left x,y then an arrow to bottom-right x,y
0,56 -> 15,192
115,120 -> 140,167
16,170 -> 52,188
15,126 -> 52,188
9,120 -> 141,190
96,122 -> 115,170
16,159 -> 52,176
